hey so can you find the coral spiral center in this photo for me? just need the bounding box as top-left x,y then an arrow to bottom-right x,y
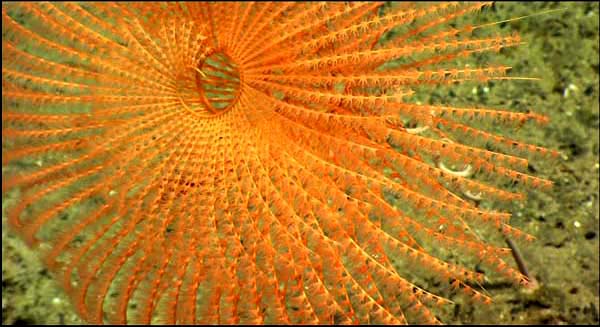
196,51 -> 241,113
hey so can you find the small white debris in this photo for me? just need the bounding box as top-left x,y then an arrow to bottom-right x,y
36,160 -> 43,167
405,125 -> 429,134
594,162 -> 599,170
563,83 -> 578,98
483,86 -> 490,93
38,243 -> 52,251
574,221 -> 581,228
472,87 -> 478,95
439,161 -> 473,177
464,190 -> 483,201
52,297 -> 62,305
109,190 -> 117,196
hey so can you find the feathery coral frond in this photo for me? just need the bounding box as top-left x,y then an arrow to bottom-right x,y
2,2 -> 555,324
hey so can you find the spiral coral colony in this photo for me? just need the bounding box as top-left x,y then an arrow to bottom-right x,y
2,2 -> 557,324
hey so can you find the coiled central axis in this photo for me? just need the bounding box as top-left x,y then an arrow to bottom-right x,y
195,51 -> 242,114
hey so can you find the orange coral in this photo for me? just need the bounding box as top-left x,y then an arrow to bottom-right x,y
2,2 -> 556,324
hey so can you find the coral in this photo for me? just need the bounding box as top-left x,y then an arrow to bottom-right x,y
2,2 -> 557,324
